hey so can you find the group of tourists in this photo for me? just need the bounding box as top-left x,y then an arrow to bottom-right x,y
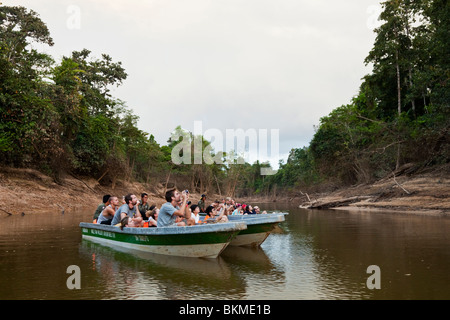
92,189 -> 267,229
200,195 -> 268,217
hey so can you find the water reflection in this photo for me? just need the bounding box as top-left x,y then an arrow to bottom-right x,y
1,205 -> 449,300
221,245 -> 287,299
79,240 -> 246,299
273,205 -> 450,300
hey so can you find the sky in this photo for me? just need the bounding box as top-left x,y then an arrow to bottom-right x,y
3,0 -> 383,169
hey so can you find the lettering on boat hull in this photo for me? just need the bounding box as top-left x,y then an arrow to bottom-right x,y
83,228 -> 116,239
82,234 -> 230,259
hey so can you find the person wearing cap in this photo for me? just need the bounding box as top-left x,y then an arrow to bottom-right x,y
198,194 -> 207,213
242,204 -> 250,215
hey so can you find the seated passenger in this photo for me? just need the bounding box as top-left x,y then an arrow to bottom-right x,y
120,217 -> 142,230
198,194 -> 207,213
215,206 -> 229,223
138,193 -> 152,219
92,194 -> 111,223
145,206 -> 158,227
204,200 -> 218,216
157,188 -> 194,227
225,205 -> 234,216
204,203 -> 228,223
244,204 -> 254,215
96,196 -> 119,225
232,204 -> 243,215
111,193 -> 144,226
190,204 -> 201,224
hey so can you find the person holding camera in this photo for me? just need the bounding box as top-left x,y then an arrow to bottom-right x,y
157,188 -> 194,227
204,201 -> 229,223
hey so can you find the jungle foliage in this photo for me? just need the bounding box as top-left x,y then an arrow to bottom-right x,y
1,2 -> 448,198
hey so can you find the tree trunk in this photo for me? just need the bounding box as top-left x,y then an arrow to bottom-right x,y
97,169 -> 109,183
127,157 -> 135,182
396,143 -> 401,170
408,68 -> 416,116
163,170 -> 172,196
395,46 -> 402,170
403,6 -> 416,117
214,174 -> 222,197
395,49 -> 402,116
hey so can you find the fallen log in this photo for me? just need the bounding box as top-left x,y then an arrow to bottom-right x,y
300,196 -> 374,209
0,207 -> 13,216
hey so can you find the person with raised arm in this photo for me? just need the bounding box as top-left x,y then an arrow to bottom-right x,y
157,188 -> 194,227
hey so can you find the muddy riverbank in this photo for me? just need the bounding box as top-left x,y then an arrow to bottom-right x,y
0,167 -> 166,216
0,164 -> 449,217
297,164 -> 450,216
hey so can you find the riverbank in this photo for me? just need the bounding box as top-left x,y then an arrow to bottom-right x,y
0,166 -> 166,216
0,164 -> 449,217
297,163 -> 450,216
235,163 -> 450,216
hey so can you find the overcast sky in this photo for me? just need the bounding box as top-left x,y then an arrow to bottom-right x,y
4,0 -> 382,168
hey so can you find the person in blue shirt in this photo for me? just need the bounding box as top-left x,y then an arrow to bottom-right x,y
157,188 -> 194,227
111,193 -> 143,226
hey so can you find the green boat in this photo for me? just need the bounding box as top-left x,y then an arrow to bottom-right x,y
226,213 -> 287,247
79,221 -> 247,259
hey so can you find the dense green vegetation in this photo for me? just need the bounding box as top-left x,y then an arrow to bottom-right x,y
0,6 -> 167,185
1,1 -> 448,198
269,0 -> 449,194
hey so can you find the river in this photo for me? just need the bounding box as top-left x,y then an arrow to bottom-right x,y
0,203 -> 449,300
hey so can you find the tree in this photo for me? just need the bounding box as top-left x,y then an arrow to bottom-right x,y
0,6 -> 61,172
69,49 -> 128,117
0,6 -> 54,65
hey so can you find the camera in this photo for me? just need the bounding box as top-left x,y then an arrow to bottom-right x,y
185,189 -> 189,193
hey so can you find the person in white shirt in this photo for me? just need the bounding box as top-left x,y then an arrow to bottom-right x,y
190,204 -> 200,224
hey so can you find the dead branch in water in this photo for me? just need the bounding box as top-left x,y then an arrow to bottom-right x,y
56,204 -> 65,214
0,207 -> 13,215
299,190 -> 312,202
300,196 -> 373,209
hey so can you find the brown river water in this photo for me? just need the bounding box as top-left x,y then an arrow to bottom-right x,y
0,203 -> 449,300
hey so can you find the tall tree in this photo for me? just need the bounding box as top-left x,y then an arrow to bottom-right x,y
0,6 -> 60,170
